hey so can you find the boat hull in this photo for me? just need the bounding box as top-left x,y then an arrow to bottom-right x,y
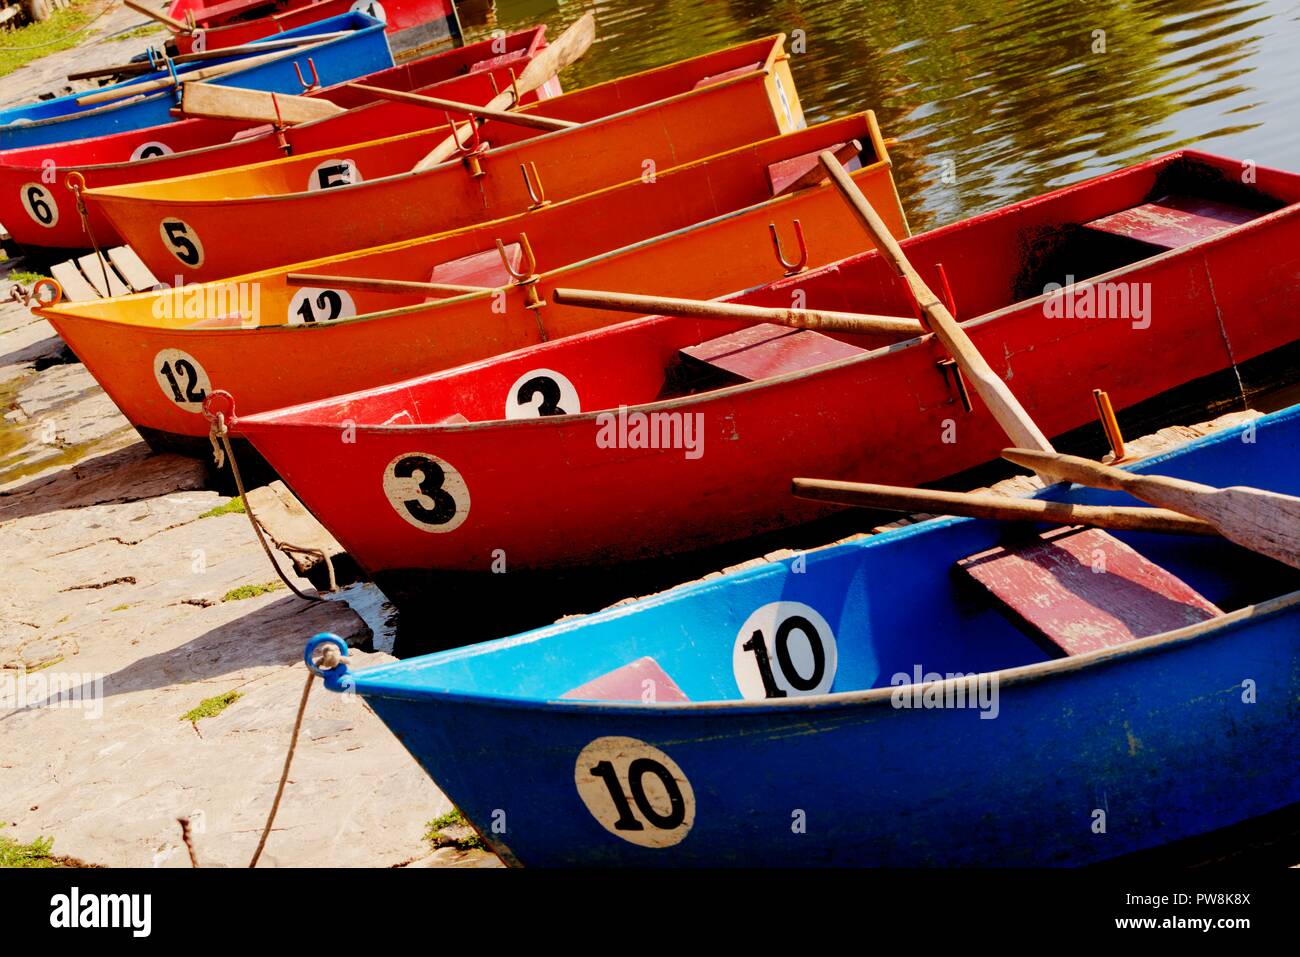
0,28 -> 550,250
171,0 -> 462,57
335,407 -> 1300,865
84,36 -> 806,281
39,115 -> 903,449
0,13 -> 393,151
237,151 -> 1300,579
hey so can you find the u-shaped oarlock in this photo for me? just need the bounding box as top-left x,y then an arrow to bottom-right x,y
521,162 -> 548,209
507,66 -> 522,107
769,219 -> 808,276
448,112 -> 487,176
294,57 -> 321,93
497,233 -> 545,311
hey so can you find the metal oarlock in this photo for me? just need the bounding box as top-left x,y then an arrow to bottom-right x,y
938,358 -> 973,413
1094,388 -> 1127,462
769,219 -> 808,275
497,232 -> 547,319
294,57 -> 320,93
268,93 -> 293,155
448,112 -> 487,177
507,66 -> 521,107
521,162 -> 548,209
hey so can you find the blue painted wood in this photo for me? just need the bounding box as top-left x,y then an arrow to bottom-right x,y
320,404 -> 1300,866
0,13 -> 392,150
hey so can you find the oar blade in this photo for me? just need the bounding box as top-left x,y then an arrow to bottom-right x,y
517,12 -> 597,95
1211,486 -> 1300,569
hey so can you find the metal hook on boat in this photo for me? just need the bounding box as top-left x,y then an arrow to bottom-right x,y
937,358 -> 973,413
447,112 -> 487,177
268,93 -> 292,155
521,162 -> 548,209
768,219 -> 808,276
293,57 -> 321,93
304,634 -> 353,692
497,232 -> 546,314
507,66 -> 521,107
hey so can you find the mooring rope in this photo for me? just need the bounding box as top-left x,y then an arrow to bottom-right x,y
248,667 -> 314,868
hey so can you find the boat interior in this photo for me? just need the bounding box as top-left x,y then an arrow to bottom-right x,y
240,151 -> 1299,431
360,408 -> 1300,704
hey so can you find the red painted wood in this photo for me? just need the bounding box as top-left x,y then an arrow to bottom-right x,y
766,141 -> 849,195
1085,193 -> 1262,249
680,324 -> 867,382
957,527 -> 1223,656
560,657 -> 690,702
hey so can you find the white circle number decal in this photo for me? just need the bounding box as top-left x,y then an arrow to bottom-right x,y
350,0 -> 387,21
504,368 -> 579,419
159,217 -> 204,268
382,452 -> 470,533
131,141 -> 173,161
288,287 -> 356,325
733,601 -> 837,699
20,183 -> 58,228
307,159 -> 361,191
153,349 -> 211,412
575,737 -> 694,848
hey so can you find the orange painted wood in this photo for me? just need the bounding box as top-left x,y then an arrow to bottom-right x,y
1084,193 -> 1262,249
957,527 -> 1223,656
560,657 -> 690,702
680,324 -> 867,382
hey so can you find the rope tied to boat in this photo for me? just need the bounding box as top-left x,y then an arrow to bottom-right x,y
201,390 -> 337,602
64,171 -> 114,298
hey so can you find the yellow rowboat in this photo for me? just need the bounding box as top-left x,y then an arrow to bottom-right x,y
37,112 -> 905,454
82,36 -> 806,283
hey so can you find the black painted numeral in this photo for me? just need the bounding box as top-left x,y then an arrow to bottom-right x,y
589,758 -> 686,831
26,186 -> 53,225
392,454 -> 458,526
515,375 -> 565,416
163,221 -> 200,266
316,163 -> 354,190
742,615 -> 826,697
295,289 -> 344,324
159,358 -> 205,403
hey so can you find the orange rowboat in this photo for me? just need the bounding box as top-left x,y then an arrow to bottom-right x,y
83,36 -> 806,283
36,113 -> 905,454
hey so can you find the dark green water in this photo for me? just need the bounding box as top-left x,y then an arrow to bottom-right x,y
462,0 -> 1300,232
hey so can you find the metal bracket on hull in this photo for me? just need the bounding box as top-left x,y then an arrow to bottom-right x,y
768,219 -> 807,275
521,162 -> 549,210
498,232 -> 547,332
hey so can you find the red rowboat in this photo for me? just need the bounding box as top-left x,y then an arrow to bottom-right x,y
83,35 -> 806,281
35,113 -> 904,453
0,27 -> 550,250
233,150 -> 1300,601
168,0 -> 462,58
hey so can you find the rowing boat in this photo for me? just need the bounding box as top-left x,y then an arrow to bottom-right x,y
81,35 -> 807,281
303,403 -> 1300,865
0,12 -> 392,150
0,27 -> 551,250
168,0 -> 463,58
231,150 -> 1300,608
36,112 -> 904,453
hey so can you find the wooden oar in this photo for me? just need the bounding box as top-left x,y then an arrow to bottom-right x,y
68,32 -> 348,81
551,288 -> 925,338
123,0 -> 191,33
1002,448 -> 1300,569
180,82 -> 344,124
413,11 -> 596,172
818,151 -> 1055,459
285,273 -> 492,296
791,478 -> 1216,536
348,84 -> 578,132
75,49 -> 292,106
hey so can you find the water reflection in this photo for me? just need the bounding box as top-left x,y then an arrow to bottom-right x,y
467,0 -> 1300,230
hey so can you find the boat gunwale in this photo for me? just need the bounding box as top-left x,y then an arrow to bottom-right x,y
80,35 -> 791,207
236,147 -> 1300,435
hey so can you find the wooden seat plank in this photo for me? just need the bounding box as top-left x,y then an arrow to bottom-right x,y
75,253 -> 130,298
679,323 -> 867,383
1084,193 -> 1263,249
107,246 -> 161,292
957,526 -> 1223,657
561,656 -> 690,703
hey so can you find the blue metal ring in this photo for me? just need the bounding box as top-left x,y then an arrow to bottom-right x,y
304,633 -> 354,692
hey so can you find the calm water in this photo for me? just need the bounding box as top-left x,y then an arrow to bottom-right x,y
462,0 -> 1300,232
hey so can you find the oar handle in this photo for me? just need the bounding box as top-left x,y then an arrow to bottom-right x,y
123,0 -> 191,33
347,84 -> 577,131
791,478 -> 1218,536
551,287 -> 925,338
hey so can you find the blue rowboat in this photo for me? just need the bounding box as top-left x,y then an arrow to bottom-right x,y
307,405 -> 1300,866
0,13 -> 391,150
